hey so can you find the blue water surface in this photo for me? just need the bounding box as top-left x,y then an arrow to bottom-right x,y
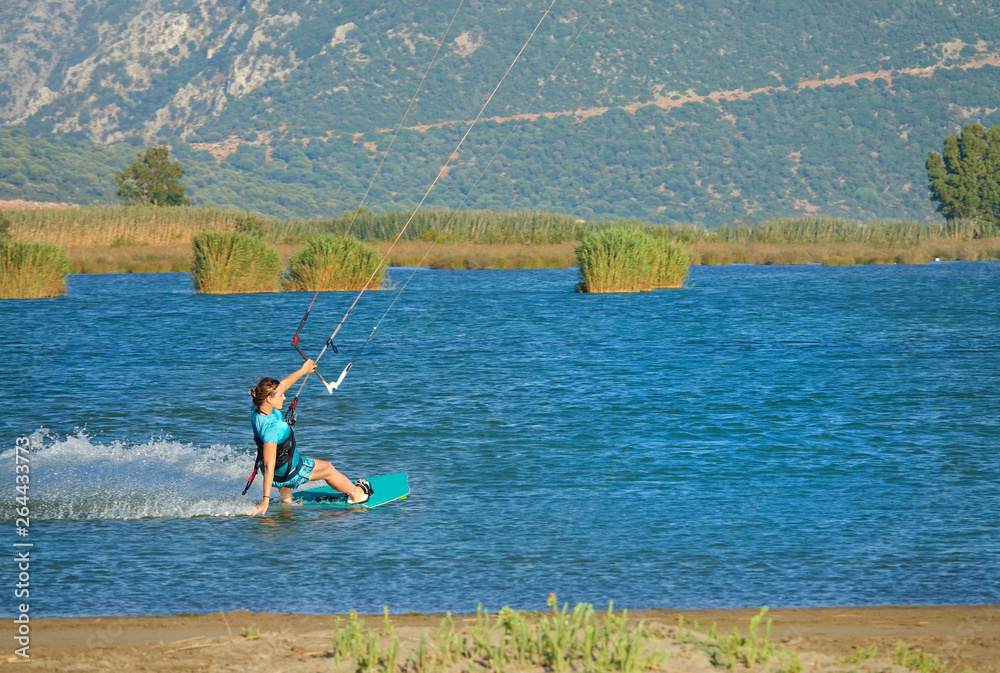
1,263 -> 998,617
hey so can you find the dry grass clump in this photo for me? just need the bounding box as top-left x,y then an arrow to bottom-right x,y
286,234 -> 387,292
690,238 -> 1000,266
576,227 -> 689,293
822,255 -> 855,267
68,244 -> 193,274
191,231 -> 281,294
387,242 -> 576,269
923,237 -> 1000,261
0,240 -> 70,298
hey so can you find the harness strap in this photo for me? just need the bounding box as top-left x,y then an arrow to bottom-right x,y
244,427 -> 298,493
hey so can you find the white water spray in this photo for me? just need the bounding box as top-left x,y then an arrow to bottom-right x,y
1,429 -> 257,520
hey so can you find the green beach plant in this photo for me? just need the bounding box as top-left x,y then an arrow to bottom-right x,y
191,230 -> 281,294
779,651 -> 803,673
323,597 -> 665,673
0,239 -> 70,299
840,644 -> 878,664
677,608 -> 785,671
893,641 -> 948,673
285,233 -> 387,292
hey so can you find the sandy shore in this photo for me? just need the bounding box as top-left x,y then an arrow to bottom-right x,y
5,605 -> 997,672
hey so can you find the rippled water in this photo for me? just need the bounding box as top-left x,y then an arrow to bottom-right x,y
2,264 -> 999,617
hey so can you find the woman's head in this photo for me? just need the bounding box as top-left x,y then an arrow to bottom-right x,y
249,377 -> 282,409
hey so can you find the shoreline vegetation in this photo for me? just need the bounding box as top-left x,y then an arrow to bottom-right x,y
1,211 -> 70,298
2,205 -> 999,283
25,603 -> 999,673
576,228 -> 690,293
0,239 -> 70,299
287,233 -> 389,292
191,230 -> 282,294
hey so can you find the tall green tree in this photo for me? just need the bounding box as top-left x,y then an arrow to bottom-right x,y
116,146 -> 190,206
926,123 -> 1000,226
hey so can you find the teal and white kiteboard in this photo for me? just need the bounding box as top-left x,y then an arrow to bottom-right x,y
294,472 -> 410,509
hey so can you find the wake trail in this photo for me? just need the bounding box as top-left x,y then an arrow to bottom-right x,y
1,429 -> 258,520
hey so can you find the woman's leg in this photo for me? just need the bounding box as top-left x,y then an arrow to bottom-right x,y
278,486 -> 293,503
308,458 -> 361,497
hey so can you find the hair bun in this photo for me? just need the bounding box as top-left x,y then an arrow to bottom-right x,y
248,388 -> 255,397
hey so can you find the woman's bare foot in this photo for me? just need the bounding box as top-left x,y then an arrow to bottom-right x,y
348,479 -> 373,504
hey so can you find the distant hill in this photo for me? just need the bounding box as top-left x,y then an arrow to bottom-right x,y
1,0 -> 999,224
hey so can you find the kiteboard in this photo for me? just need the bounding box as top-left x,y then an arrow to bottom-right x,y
293,472 -> 410,509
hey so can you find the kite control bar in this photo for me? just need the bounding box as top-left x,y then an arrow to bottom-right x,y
324,363 -> 352,393
291,335 -> 351,394
291,336 -> 341,393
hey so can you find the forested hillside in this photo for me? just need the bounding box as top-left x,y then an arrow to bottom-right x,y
1,0 -> 999,224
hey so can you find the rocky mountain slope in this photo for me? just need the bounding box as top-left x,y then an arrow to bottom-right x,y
2,0 -> 999,223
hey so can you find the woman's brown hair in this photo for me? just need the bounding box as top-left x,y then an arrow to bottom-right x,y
249,377 -> 280,408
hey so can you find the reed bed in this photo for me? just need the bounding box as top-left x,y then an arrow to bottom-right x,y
6,205 -> 260,247
714,216 -> 996,245
309,209 -> 590,245
7,205 -> 1000,249
576,227 -> 689,293
5,206 -> 1000,276
286,234 -> 388,292
40,237 -> 1000,275
191,231 -> 281,294
0,240 -> 70,299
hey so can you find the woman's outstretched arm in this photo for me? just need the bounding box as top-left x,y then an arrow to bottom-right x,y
277,359 -> 317,394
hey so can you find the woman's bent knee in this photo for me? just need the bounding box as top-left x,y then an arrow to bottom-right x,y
308,459 -> 337,480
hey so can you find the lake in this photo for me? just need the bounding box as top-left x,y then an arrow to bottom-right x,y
2,263 -> 998,617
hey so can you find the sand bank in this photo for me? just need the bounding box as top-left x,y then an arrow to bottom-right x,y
7,605 -> 997,672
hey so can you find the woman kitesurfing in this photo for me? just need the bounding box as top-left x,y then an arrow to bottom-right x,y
238,0 -> 583,513
246,359 -> 373,516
